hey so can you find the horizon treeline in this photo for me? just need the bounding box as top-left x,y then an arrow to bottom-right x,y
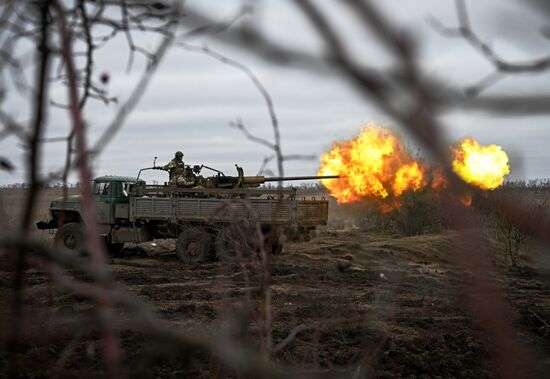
2,179 -> 550,190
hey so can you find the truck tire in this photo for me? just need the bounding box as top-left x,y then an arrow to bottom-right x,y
263,226 -> 284,255
54,222 -> 85,255
269,233 -> 284,255
176,227 -> 214,263
106,242 -> 125,255
215,223 -> 258,263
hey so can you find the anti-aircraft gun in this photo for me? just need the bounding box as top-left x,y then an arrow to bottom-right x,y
191,164 -> 338,190
135,160 -> 339,197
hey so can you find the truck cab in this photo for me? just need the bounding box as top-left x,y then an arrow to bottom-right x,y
92,176 -> 136,225
37,176 -> 141,254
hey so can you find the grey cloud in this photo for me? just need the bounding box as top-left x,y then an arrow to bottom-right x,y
2,0 -> 550,186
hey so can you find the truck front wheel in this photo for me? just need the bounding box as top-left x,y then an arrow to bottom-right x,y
176,227 -> 214,263
106,242 -> 124,255
54,222 -> 85,255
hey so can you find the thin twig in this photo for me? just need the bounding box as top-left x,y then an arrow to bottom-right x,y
51,1 -> 123,376
7,2 -> 50,376
179,42 -> 285,178
91,17 -> 178,156
427,0 -> 550,96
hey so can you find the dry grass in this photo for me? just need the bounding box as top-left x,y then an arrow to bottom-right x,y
0,188 -> 78,238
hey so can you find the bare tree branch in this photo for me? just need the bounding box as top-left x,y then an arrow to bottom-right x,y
180,3 -> 550,116
91,15 -> 178,156
7,2 -> 50,375
179,41 -> 285,178
230,118 -> 275,150
427,0 -> 550,96
51,1 -> 123,375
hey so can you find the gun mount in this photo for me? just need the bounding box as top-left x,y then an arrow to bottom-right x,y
140,162 -> 339,192
202,164 -> 339,188
194,164 -> 337,189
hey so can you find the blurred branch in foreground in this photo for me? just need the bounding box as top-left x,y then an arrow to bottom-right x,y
1,0 -> 550,378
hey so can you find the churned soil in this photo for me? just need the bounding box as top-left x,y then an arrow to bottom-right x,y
0,189 -> 549,377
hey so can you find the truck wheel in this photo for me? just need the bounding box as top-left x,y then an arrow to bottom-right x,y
54,222 -> 85,255
264,227 -> 284,255
106,242 -> 124,255
269,233 -> 284,255
176,227 -> 214,263
215,223 -> 258,263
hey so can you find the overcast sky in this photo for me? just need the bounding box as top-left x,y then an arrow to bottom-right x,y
1,0 -> 549,185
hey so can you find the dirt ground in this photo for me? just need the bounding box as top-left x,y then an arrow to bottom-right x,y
1,188 -> 550,378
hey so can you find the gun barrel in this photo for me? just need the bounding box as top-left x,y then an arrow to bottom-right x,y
264,175 -> 340,182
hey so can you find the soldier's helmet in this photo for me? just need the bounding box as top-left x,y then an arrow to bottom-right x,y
175,151 -> 184,158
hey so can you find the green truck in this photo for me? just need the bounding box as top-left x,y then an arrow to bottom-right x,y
37,170 -> 334,263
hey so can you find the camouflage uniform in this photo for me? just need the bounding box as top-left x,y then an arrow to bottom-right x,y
160,151 -> 197,187
161,152 -> 186,185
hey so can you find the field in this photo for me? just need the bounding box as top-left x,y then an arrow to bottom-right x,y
1,188 -> 550,377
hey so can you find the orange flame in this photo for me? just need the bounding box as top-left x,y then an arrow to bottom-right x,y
318,124 -> 426,207
451,138 -> 510,190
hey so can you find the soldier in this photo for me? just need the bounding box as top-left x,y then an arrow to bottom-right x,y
159,151 -> 186,184
157,151 -> 198,187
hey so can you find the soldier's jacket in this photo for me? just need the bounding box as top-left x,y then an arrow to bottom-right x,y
162,158 -> 185,180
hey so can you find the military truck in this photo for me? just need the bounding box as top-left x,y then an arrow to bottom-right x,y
37,166 -> 337,263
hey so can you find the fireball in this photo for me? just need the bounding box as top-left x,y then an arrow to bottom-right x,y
318,124 -> 426,205
451,138 -> 510,190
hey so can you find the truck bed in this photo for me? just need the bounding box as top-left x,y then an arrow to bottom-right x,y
129,196 -> 329,226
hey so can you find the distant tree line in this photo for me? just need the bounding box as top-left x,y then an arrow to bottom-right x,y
263,182 -> 325,190
1,182 -> 322,190
502,179 -> 550,191
0,182 -> 81,189
3,179 -> 549,191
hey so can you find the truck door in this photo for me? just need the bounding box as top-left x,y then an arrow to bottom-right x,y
94,180 -> 113,224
